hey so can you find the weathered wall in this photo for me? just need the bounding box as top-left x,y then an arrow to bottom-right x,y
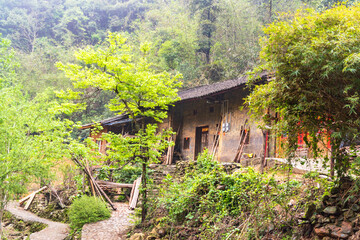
175,87 -> 266,162
88,87 -> 269,163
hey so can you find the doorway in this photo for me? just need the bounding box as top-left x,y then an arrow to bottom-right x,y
195,126 -> 209,158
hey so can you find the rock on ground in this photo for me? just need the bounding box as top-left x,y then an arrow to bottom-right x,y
81,202 -> 134,240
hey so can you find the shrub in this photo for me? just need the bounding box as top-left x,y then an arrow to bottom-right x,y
98,165 -> 142,183
112,165 -> 142,183
68,195 -> 111,229
154,151 -> 310,239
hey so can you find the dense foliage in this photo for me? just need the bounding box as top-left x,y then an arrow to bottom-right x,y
0,0 -> 353,126
58,32 -> 181,221
1,1 -> 359,238
98,165 -> 142,184
148,152 -> 327,239
247,4 -> 360,176
0,35 -> 80,237
68,195 -> 111,229
0,0 -> 334,86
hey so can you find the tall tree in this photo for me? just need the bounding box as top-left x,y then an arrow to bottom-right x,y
191,0 -> 219,64
246,4 -> 360,177
0,36 -> 73,237
133,0 -> 201,86
57,33 -> 182,222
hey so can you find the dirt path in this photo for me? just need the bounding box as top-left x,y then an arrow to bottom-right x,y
5,201 -> 69,240
81,202 -> 134,240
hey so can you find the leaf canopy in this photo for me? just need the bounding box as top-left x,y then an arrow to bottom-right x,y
57,33 -> 182,122
247,4 -> 360,166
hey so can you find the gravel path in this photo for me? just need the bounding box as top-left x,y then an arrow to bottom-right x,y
5,201 -> 69,240
81,202 -> 134,240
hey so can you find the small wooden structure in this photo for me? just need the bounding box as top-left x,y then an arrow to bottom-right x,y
19,186 -> 48,210
72,157 -> 142,211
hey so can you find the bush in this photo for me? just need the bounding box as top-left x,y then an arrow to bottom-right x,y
112,165 -> 142,183
154,151 -> 308,239
68,195 -> 111,229
98,165 -> 142,183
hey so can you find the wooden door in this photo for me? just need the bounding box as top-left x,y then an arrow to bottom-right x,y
195,126 -> 209,158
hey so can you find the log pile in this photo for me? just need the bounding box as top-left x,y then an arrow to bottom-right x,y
72,157 -> 142,210
72,157 -> 117,210
20,158 -> 142,211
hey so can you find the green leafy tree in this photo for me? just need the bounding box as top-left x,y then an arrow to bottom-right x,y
0,37 -> 74,237
133,0 -> 201,86
191,0 -> 219,64
0,35 -> 17,86
57,33 -> 182,222
246,4 -> 360,177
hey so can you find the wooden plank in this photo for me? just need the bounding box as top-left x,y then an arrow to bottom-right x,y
96,180 -> 133,188
233,120 -> 248,163
165,121 -> 180,165
166,136 -> 174,165
19,186 -> 48,205
129,177 -> 141,210
129,179 -> 137,204
130,177 -> 141,209
165,113 -> 172,165
24,193 -> 36,210
237,130 -> 249,163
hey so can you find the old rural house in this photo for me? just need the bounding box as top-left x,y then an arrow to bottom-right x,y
81,74 -> 276,164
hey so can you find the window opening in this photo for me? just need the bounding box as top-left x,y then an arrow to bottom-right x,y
183,137 -> 190,149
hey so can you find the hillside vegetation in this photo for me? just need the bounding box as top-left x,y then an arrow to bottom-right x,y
1,1 -> 360,240
0,0 -> 350,124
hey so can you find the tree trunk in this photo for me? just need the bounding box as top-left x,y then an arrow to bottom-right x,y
269,0 -> 272,23
140,120 -> 148,223
0,194 -> 7,240
330,152 -> 335,178
330,137 -> 341,178
141,160 -> 147,223
0,208 -> 3,240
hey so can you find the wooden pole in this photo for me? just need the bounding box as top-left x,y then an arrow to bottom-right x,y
85,159 -> 96,197
96,181 -> 133,188
73,158 -> 116,210
88,170 -> 117,210
24,193 -> 36,210
261,130 -> 269,173
19,186 -> 47,205
233,120 -> 248,163
237,130 -> 249,163
211,117 -> 223,158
